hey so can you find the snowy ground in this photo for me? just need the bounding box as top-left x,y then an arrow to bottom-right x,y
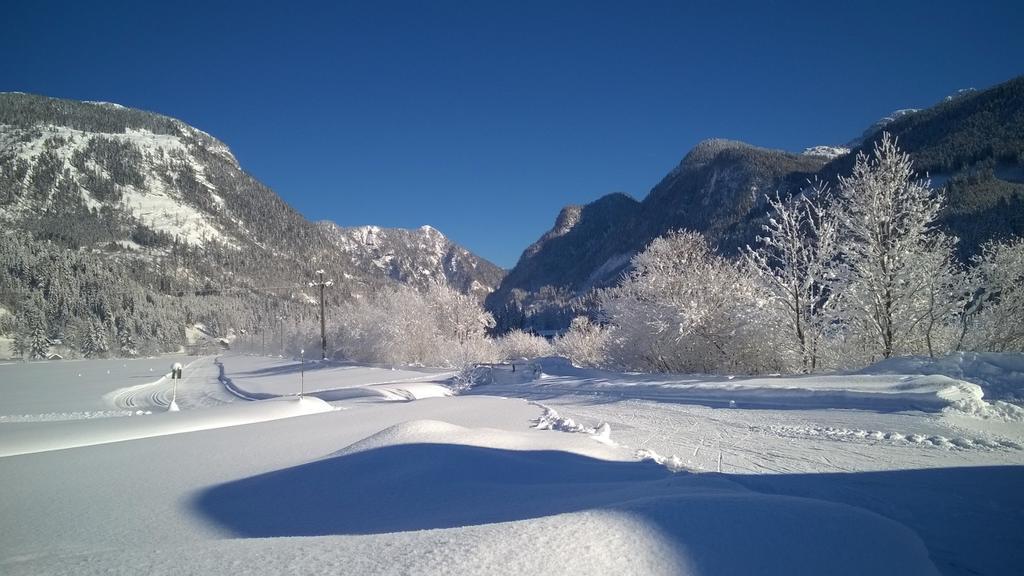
0,353 -> 1022,575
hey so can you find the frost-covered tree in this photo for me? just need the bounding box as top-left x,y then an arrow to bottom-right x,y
964,238 -> 1024,351
834,133 -> 948,360
554,317 -> 607,367
744,184 -> 839,372
497,329 -> 553,361
602,231 -> 781,374
916,233 -> 972,357
425,282 -> 497,367
336,282 -> 496,368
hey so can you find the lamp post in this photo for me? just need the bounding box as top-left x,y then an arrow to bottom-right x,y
299,348 -> 305,398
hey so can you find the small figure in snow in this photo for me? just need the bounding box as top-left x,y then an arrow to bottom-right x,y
171,362 -> 183,379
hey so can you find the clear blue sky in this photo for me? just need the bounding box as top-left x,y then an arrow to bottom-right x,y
3,1 -> 1024,268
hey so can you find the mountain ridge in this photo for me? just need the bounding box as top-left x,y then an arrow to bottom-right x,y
488,75 -> 1024,333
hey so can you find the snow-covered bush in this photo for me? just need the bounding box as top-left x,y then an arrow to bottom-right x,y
602,231 -> 784,374
554,317 -> 608,367
335,282 -> 497,368
497,329 -> 553,361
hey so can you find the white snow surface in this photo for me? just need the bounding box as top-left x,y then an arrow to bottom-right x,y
1,353 -> 1023,574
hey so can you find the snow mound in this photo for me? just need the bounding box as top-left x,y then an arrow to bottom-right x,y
334,418 -> 629,462
194,420 -> 939,575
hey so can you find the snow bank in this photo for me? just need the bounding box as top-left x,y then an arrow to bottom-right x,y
506,358 -> 996,414
0,396 -> 332,458
863,353 -> 1024,397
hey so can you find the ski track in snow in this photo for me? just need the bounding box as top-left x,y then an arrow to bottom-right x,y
471,360 -> 1024,476
107,356 -> 235,411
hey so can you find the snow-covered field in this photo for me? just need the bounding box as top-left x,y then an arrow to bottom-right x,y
1,353 -> 1022,575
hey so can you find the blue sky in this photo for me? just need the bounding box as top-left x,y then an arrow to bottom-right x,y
3,1 -> 1024,268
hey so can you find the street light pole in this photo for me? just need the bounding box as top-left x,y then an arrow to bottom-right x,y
300,348 -> 305,397
308,270 -> 333,361
277,315 -> 285,354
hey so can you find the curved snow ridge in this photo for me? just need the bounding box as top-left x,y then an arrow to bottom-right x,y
217,357 -> 455,402
217,359 -> 264,401
0,396 -> 333,458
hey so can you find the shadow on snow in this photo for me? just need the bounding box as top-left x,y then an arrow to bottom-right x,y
193,443 -> 1024,576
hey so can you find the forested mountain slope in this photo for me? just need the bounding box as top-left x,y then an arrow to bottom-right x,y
0,93 -> 503,357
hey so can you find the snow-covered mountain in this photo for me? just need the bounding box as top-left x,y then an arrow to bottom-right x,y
846,108 -> 919,148
802,145 -> 850,160
489,76 -> 1024,333
486,139 -> 826,331
0,93 -> 503,354
317,222 -> 503,300
0,92 -> 502,294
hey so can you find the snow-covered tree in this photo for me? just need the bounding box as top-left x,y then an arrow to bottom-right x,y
497,329 -> 553,361
115,316 -> 138,357
81,319 -> 110,358
10,321 -> 29,359
964,238 -> 1024,351
602,231 -> 781,374
335,282 -> 496,368
27,310 -> 51,359
554,317 -> 607,367
915,233 -> 972,357
425,283 -> 497,367
744,184 -> 839,372
834,133 -> 948,360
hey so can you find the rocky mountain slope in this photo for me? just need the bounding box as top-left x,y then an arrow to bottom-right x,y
489,76 -> 1024,332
